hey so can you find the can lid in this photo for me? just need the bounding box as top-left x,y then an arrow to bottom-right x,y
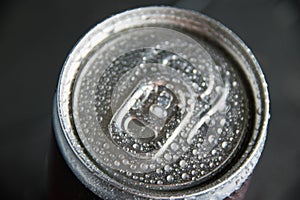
55,7 -> 269,199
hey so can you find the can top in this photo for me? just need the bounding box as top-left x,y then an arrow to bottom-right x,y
55,6 -> 269,199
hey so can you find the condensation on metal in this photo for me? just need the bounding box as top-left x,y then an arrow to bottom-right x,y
54,6 -> 270,200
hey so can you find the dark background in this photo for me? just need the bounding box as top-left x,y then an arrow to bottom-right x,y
1,0 -> 299,199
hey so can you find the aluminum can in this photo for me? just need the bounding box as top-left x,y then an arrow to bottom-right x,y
53,7 -> 270,199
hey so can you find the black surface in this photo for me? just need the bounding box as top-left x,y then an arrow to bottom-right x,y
0,0 -> 299,199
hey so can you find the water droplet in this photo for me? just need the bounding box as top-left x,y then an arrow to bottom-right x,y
164,153 -> 172,161
133,143 -> 139,149
208,135 -> 216,144
220,119 -> 226,126
182,173 -> 189,180
130,164 -> 137,170
179,160 -> 187,168
171,143 -> 179,151
166,175 -> 174,182
122,159 -> 129,165
149,164 -> 156,169
222,141 -> 228,148
192,149 -> 198,155
164,165 -> 172,172
140,163 -> 149,170
217,128 -> 222,134
114,160 -> 120,166
103,143 -> 110,149
211,149 -> 217,155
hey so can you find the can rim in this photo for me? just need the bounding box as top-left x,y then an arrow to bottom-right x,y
54,6 -> 270,199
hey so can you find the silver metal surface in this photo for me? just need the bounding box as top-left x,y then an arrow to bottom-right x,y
53,6 -> 269,199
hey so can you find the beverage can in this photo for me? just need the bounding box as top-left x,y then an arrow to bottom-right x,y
53,7 -> 270,199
